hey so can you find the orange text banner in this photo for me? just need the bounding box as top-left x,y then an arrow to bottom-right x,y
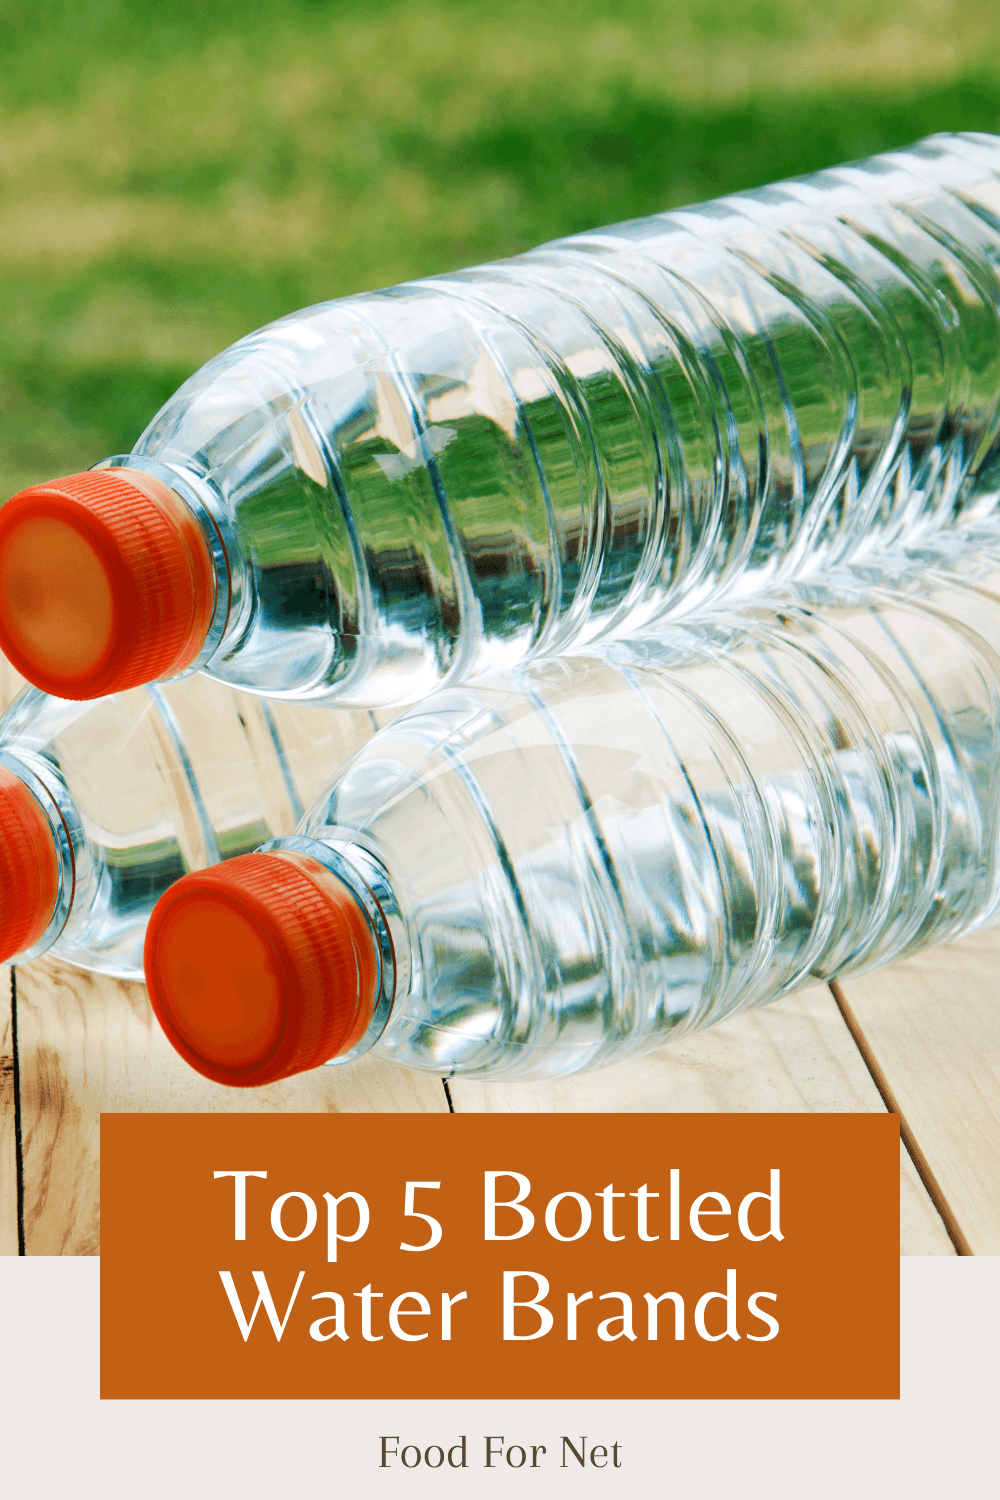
101,1111 -> 899,1399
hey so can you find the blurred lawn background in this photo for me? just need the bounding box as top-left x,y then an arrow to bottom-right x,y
2,0 -> 1000,497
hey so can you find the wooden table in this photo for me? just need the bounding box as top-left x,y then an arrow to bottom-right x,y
1,659 -> 996,1259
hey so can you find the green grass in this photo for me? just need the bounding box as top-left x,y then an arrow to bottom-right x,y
3,0 -> 1000,494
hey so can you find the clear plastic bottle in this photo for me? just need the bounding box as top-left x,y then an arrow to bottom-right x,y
142,539 -> 1000,1085
4,133 -> 1000,704
0,675 -> 392,977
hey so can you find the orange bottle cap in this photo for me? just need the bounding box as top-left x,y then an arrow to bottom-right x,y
144,850 -> 380,1087
0,767 -> 60,961
0,469 -> 216,699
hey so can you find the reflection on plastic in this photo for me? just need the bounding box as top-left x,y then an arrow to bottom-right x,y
144,537 -> 1000,1082
0,676 -> 394,976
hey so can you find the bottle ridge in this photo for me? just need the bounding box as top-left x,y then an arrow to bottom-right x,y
143,539 -> 1000,1084
3,134 -> 1000,705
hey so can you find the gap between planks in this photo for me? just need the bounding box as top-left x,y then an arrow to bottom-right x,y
4,954 -> 970,1258
7,959 -> 958,1256
833,927 -> 1000,1257
831,980 -> 971,1256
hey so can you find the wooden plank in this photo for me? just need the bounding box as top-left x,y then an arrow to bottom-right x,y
15,955 -> 448,1256
0,656 -> 25,711
834,924 -> 1000,1257
449,984 -> 955,1256
0,657 -> 26,1255
0,967 -> 19,1255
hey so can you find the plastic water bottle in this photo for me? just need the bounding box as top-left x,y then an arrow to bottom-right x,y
142,539 -> 1000,1085
0,675 -> 392,976
3,133 -> 1000,705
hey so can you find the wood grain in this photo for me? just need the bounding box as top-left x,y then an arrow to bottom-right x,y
14,954 -> 448,1256
835,925 -> 1000,1256
0,967 -> 18,1255
449,983 -> 955,1256
12,960 -> 957,1257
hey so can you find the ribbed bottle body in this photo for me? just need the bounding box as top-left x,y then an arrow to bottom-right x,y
0,678 -> 387,976
123,132 -> 1000,704
295,548 -> 1000,1079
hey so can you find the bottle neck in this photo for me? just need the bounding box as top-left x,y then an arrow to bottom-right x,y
257,832 -> 403,1064
95,456 -> 235,677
